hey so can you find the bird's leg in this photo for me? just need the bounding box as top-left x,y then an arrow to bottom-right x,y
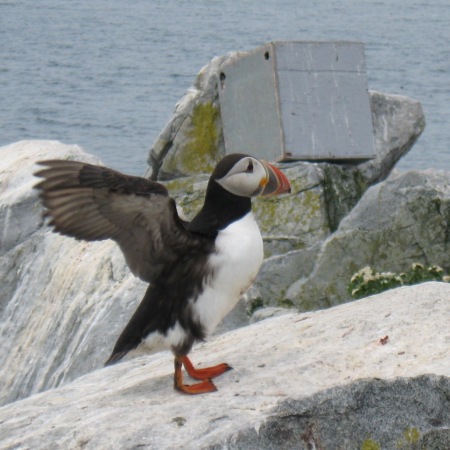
173,355 -> 218,394
181,355 -> 232,380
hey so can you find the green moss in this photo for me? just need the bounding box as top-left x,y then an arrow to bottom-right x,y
254,186 -> 326,237
297,296 -> 321,312
253,197 -> 282,234
277,298 -> 294,308
172,416 -> 186,427
302,190 -> 322,216
403,427 -> 420,444
164,177 -> 196,195
163,175 -> 209,220
248,297 -> 264,316
326,285 -> 337,297
180,102 -> 221,174
395,427 -> 422,448
361,439 -> 381,450
293,240 -> 306,250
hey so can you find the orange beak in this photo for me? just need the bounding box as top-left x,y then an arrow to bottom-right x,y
260,162 -> 291,197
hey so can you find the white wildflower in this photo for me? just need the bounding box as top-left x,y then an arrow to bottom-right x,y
380,272 -> 395,278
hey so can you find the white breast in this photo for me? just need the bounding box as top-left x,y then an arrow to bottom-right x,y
192,212 -> 264,335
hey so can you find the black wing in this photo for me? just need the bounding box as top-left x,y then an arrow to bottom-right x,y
35,160 -> 201,283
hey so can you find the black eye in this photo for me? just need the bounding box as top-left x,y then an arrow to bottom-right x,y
246,160 -> 254,173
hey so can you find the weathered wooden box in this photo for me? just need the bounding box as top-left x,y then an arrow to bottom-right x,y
218,41 -> 375,162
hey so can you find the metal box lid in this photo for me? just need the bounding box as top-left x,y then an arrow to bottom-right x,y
218,41 -> 375,163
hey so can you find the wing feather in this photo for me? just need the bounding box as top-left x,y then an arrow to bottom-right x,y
35,160 -> 205,283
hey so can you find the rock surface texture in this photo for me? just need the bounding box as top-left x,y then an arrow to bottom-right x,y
147,56 -> 227,180
0,282 -> 449,449
0,141 -> 146,406
262,168 -> 450,311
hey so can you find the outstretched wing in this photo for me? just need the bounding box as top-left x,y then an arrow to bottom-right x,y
35,160 -> 200,283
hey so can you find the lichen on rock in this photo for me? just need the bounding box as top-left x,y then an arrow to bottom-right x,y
160,101 -> 222,179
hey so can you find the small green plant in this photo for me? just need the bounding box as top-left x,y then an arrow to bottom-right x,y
349,263 -> 449,299
247,297 -> 264,316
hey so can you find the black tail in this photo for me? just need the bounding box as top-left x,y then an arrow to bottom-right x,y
104,350 -> 129,367
103,284 -> 160,367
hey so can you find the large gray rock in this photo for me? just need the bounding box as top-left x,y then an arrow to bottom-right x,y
284,169 -> 450,310
147,56 -> 227,181
0,282 -> 449,449
147,49 -> 425,188
0,141 -> 146,406
360,91 -> 426,185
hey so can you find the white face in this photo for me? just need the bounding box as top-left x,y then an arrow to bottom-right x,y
215,157 -> 268,197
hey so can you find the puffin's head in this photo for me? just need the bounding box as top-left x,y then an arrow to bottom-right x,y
212,154 -> 291,198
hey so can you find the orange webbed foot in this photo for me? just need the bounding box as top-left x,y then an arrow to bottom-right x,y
181,356 -> 232,380
173,355 -> 232,394
175,378 -> 218,394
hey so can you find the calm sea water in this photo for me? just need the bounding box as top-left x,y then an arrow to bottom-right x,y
1,0 -> 449,175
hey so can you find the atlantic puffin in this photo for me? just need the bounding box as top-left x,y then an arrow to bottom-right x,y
35,154 -> 291,394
